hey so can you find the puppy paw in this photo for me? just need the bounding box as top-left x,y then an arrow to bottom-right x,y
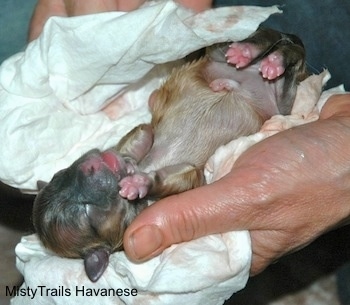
259,51 -> 285,80
119,173 -> 151,200
226,42 -> 258,68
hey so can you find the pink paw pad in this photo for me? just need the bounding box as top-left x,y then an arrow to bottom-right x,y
259,52 -> 285,80
119,173 -> 150,200
226,42 -> 254,68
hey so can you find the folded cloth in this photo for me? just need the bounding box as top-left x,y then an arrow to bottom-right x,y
1,2 -> 345,305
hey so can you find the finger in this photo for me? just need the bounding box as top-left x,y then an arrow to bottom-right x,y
176,0 -> 212,11
117,0 -> 147,11
248,229 -> 299,276
123,169 -> 266,262
63,0 -> 118,16
320,94 -> 350,119
29,0 -> 67,41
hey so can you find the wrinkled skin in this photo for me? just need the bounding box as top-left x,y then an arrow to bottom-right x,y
123,93 -> 350,275
29,0 -> 212,41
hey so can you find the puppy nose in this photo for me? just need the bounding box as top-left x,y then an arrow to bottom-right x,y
80,158 -> 103,175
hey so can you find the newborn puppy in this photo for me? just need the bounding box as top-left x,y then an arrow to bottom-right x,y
33,28 -> 307,282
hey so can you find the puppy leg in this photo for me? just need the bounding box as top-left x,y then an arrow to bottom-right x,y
115,123 -> 154,162
226,28 -> 307,114
119,163 -> 205,200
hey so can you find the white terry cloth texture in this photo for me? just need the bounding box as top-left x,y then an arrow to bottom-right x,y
0,1 -> 345,304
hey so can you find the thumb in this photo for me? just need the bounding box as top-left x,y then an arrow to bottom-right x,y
123,169 -> 263,262
29,0 -> 67,41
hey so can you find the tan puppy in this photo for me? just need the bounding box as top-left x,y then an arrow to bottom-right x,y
33,28 -> 307,282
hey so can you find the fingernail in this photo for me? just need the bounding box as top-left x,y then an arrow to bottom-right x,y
128,225 -> 163,260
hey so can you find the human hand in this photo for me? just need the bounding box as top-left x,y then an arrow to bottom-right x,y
123,93 -> 350,275
29,0 -> 212,41
29,0 -> 146,41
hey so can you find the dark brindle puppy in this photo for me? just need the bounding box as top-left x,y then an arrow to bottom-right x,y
33,28 -> 307,282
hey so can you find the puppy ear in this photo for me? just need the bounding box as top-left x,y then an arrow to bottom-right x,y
84,248 -> 110,282
37,180 -> 48,190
